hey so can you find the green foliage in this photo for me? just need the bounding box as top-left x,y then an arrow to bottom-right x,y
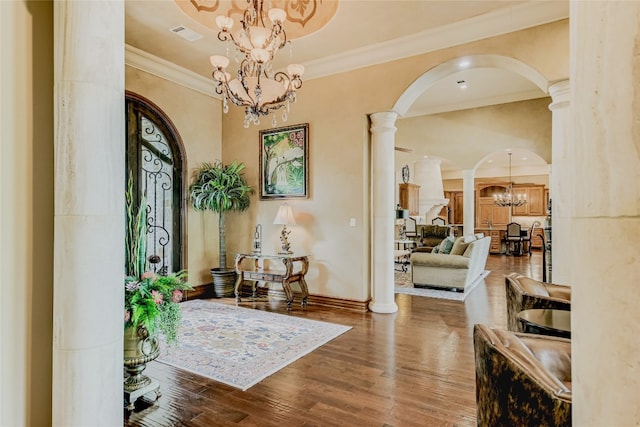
188,160 -> 254,214
188,160 -> 254,268
124,270 -> 192,346
125,173 -> 147,278
124,174 -> 192,345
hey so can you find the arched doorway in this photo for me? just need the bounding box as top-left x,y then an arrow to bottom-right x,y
125,92 -> 186,275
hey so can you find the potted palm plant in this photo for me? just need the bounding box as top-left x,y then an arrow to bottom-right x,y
189,160 -> 254,297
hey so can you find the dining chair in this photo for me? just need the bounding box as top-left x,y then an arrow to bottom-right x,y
505,222 -> 523,255
404,216 -> 417,238
522,220 -> 541,256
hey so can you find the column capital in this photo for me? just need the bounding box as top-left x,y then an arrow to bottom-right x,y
548,79 -> 570,111
462,169 -> 475,180
369,111 -> 398,133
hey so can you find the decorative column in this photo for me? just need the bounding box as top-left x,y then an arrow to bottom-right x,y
369,111 -> 399,314
413,158 -> 448,223
53,1 -> 124,425
462,170 -> 475,236
571,2 -> 640,425
548,80 -> 570,284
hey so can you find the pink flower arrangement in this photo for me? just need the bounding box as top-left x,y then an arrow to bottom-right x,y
172,289 -> 183,303
124,269 -> 191,345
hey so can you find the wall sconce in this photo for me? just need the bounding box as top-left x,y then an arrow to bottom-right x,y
273,204 -> 296,254
252,224 -> 262,254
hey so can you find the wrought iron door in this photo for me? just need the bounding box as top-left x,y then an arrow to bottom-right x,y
126,93 -> 184,275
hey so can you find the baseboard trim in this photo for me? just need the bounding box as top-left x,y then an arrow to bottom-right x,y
185,283 -> 214,300
235,283 -> 370,312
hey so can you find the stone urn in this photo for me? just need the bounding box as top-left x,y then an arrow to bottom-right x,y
123,325 -> 161,410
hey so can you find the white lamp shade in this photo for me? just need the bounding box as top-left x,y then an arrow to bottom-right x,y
210,55 -> 230,69
273,204 -> 296,226
268,8 -> 286,23
287,63 -> 305,77
251,48 -> 270,64
215,15 -> 233,30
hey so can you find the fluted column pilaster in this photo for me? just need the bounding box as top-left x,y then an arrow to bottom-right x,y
462,170 -> 475,235
548,79 -> 570,284
570,2 -> 640,425
369,111 -> 399,314
53,1 -> 125,425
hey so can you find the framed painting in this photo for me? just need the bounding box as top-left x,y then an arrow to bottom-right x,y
259,123 -> 309,200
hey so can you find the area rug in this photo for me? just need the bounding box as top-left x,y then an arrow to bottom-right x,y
394,270 -> 490,301
156,299 -> 351,391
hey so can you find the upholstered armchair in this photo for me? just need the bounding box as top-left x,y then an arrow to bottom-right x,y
505,273 -> 571,332
474,324 -> 572,427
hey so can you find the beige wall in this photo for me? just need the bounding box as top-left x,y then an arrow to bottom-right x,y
1,1 -> 54,425
125,67 -> 223,285
396,97 -> 553,171
222,20 -> 568,302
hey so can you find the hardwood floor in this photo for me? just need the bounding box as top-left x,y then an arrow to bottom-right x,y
125,251 -> 544,427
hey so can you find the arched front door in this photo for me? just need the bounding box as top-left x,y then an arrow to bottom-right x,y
125,92 -> 185,275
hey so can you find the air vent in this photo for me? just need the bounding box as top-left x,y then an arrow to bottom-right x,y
169,25 -> 203,42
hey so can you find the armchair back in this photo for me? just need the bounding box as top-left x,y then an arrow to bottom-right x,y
505,273 -> 571,331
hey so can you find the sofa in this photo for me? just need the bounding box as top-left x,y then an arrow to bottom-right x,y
413,224 -> 450,252
409,235 -> 491,291
474,324 -> 572,427
505,273 -> 571,332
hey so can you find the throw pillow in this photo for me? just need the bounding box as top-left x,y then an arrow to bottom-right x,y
438,236 -> 455,254
431,245 -> 440,253
450,236 -> 471,256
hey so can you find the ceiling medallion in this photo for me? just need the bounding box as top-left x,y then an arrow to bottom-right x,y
175,0 -> 338,40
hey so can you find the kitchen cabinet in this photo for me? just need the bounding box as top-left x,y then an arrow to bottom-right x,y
512,185 -> 546,216
477,197 -> 510,228
399,183 -> 420,216
477,228 -> 505,254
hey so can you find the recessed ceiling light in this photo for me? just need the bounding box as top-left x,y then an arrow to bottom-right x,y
169,25 -> 203,42
456,80 -> 467,89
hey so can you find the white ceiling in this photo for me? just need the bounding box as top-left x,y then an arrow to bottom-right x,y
125,0 -> 567,172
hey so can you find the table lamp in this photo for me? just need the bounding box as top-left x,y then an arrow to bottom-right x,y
273,203 -> 296,254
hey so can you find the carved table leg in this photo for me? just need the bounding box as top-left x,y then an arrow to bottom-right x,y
298,277 -> 309,307
282,279 -> 294,311
234,273 -> 243,303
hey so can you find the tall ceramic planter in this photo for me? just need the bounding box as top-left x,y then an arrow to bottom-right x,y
123,325 -> 161,410
210,268 -> 237,297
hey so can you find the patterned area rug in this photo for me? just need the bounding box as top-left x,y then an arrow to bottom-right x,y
394,270 -> 490,301
156,299 -> 351,391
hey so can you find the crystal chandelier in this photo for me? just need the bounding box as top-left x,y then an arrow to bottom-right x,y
209,0 -> 304,128
494,152 -> 527,207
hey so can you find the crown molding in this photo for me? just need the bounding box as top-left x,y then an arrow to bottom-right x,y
125,44 -> 219,99
303,1 -> 569,80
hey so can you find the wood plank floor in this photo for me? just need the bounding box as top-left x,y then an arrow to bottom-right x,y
125,251 -> 544,427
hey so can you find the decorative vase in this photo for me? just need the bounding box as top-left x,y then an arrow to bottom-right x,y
123,325 -> 161,410
210,268 -> 237,298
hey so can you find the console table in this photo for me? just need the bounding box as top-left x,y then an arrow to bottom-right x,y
233,253 -> 309,311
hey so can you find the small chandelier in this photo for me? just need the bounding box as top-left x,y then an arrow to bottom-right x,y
209,0 -> 304,128
494,152 -> 527,207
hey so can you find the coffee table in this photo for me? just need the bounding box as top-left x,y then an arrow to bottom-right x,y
517,308 -> 571,339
